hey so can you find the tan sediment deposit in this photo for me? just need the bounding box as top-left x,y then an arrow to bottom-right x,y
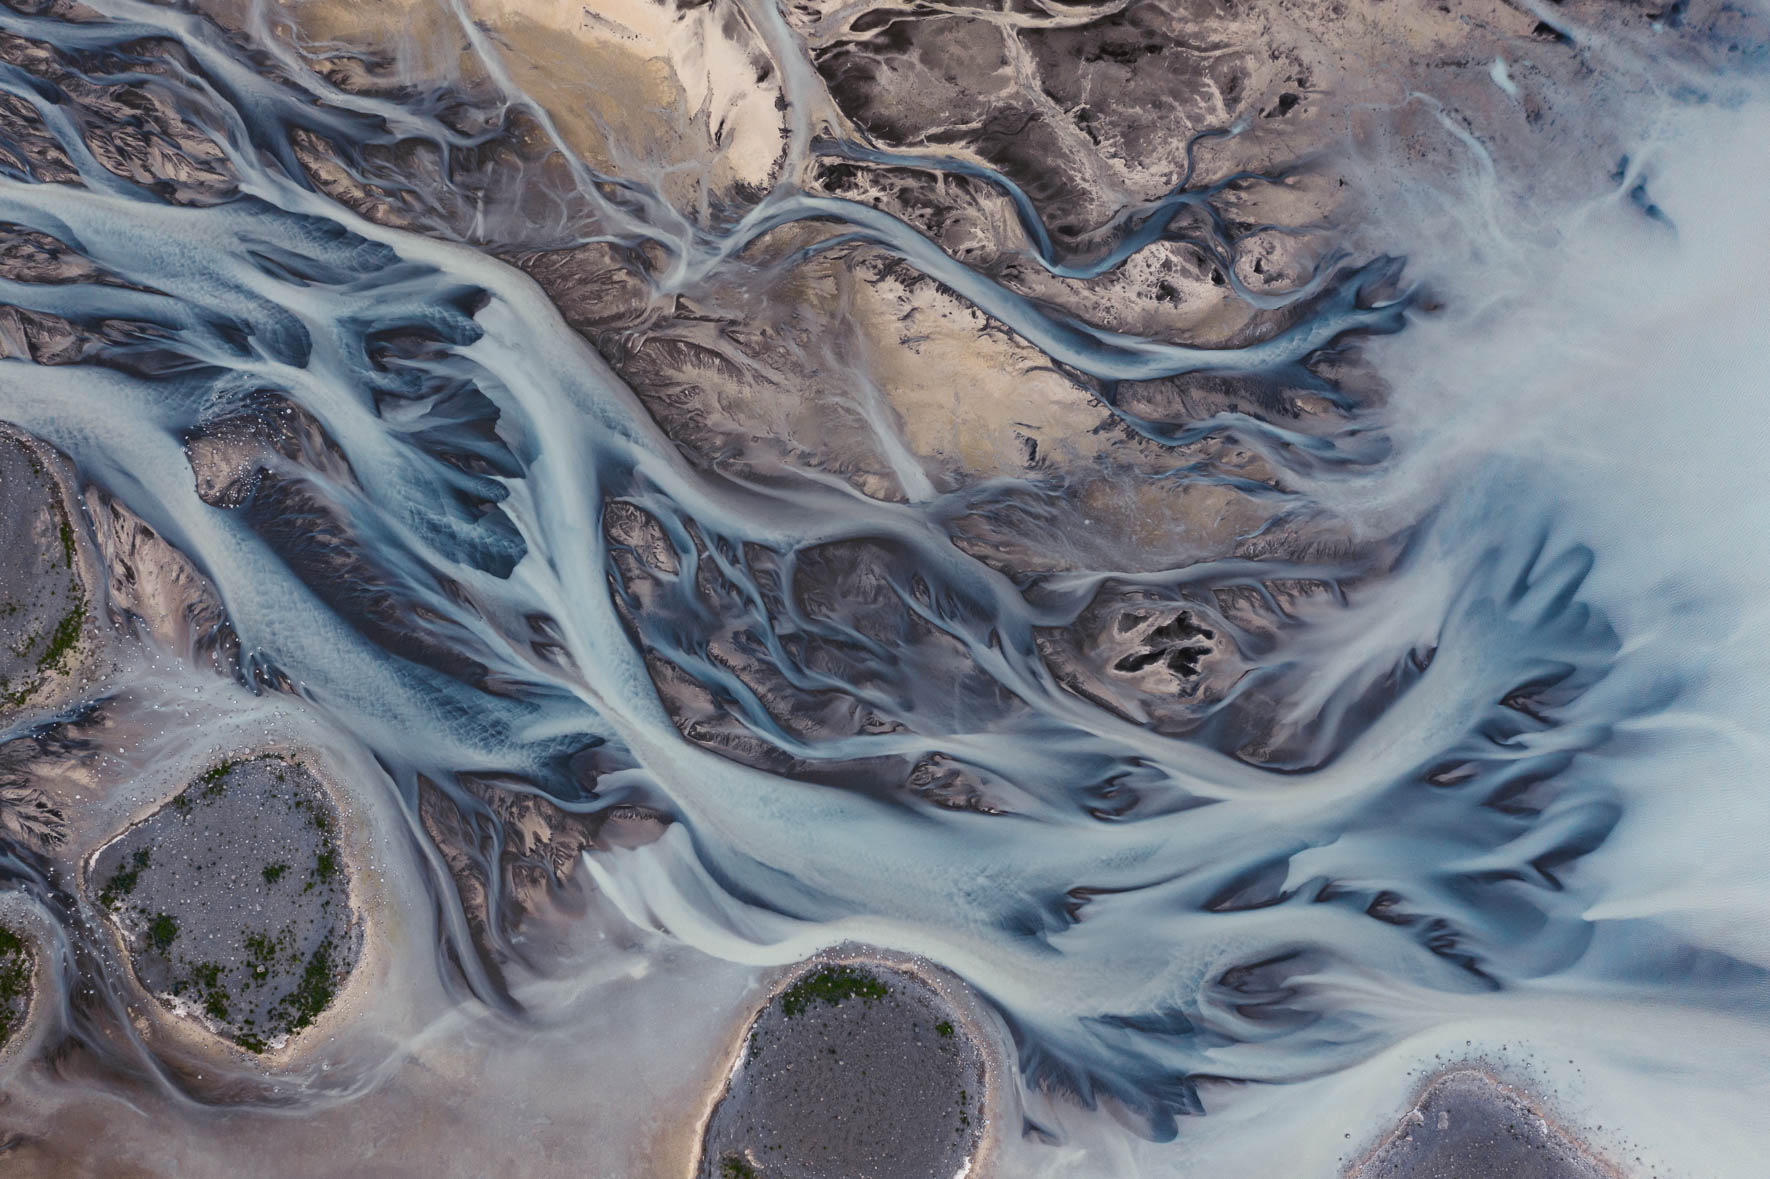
218,0 -> 789,211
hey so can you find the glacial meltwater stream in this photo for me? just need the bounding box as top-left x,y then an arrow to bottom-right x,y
0,0 -> 1764,1175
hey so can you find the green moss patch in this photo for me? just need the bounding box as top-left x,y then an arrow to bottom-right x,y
1,593 -> 87,709
147,913 -> 178,951
99,848 -> 150,909
0,925 -> 31,1044
277,937 -> 340,1035
92,755 -> 357,1053
0,442 -> 91,713
778,965 -> 889,1018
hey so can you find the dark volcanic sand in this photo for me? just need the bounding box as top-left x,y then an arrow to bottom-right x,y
698,962 -> 986,1179
90,755 -> 358,1053
0,433 -> 87,711
0,922 -> 31,1048
1352,1070 -> 1613,1179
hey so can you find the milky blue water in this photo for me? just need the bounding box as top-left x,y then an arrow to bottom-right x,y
0,1 -> 1767,1174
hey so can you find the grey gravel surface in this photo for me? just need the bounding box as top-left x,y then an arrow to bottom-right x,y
91,755 -> 357,1053
698,963 -> 984,1179
0,435 -> 86,711
1353,1070 -> 1611,1179
0,922 -> 30,1048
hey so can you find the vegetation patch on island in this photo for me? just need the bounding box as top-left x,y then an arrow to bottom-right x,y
90,755 -> 359,1054
0,436 -> 91,713
698,960 -> 987,1179
778,965 -> 889,1018
718,1155 -> 759,1179
0,924 -> 32,1045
